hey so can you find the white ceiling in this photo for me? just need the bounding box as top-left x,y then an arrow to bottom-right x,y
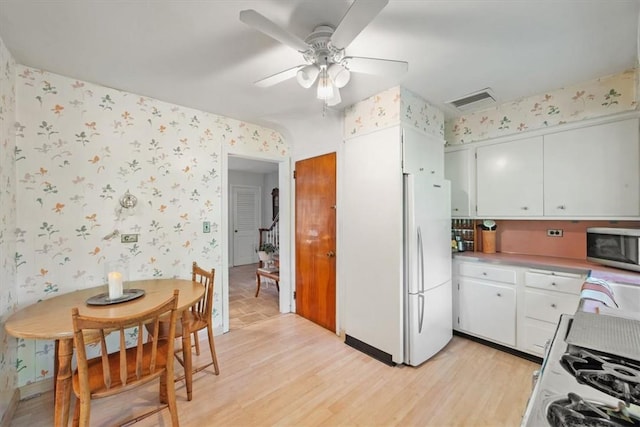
1,0 -> 639,133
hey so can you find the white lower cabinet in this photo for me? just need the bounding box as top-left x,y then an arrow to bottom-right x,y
454,258 -> 587,357
459,278 -> 516,346
520,269 -> 584,356
454,261 -> 519,347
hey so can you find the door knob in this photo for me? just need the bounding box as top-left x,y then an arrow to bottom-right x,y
326,251 -> 336,258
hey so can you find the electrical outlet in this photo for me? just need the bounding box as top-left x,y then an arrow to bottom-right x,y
121,233 -> 138,243
203,221 -> 211,233
547,229 -> 563,237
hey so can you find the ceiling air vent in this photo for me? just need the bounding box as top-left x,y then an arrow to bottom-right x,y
447,88 -> 496,112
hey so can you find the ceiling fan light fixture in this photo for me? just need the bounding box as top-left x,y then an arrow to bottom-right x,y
328,63 -> 351,88
316,69 -> 335,100
296,64 -> 320,89
326,87 -> 342,106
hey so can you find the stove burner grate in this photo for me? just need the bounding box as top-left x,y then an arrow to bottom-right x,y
547,393 -> 640,427
561,347 -> 640,407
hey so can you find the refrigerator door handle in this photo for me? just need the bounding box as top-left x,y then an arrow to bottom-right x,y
418,294 -> 425,333
417,226 -> 425,294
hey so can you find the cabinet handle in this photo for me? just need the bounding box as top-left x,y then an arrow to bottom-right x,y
454,208 -> 459,211
431,170 -> 435,174
419,167 -> 424,171
521,206 -> 529,210
482,272 -> 487,276
551,303 -> 557,308
496,293 -> 502,297
551,282 -> 557,286
557,205 -> 566,210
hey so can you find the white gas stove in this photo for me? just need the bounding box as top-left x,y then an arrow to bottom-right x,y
521,313 -> 640,427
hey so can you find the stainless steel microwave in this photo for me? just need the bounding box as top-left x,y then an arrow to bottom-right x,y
586,227 -> 640,272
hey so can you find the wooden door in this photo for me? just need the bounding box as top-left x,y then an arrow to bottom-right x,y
295,153 -> 336,332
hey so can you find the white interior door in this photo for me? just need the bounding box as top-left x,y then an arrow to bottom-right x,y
232,185 -> 260,266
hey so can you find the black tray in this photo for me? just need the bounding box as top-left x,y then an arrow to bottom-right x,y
86,288 -> 145,306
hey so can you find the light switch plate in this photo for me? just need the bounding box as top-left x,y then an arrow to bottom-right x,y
121,233 -> 138,243
203,221 -> 211,233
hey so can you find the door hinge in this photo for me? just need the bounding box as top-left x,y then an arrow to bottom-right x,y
457,282 -> 460,290
293,291 -> 296,300
293,170 -> 296,179
457,316 -> 460,325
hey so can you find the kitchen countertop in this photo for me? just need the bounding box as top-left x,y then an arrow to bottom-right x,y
453,251 -> 640,286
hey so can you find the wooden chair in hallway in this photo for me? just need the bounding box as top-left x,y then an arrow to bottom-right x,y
150,262 -> 220,401
71,290 -> 180,427
255,267 -> 280,297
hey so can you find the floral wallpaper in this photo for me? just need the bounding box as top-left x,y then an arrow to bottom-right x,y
343,86 -> 445,140
0,37 -> 17,410
445,68 -> 638,144
11,65 -> 288,387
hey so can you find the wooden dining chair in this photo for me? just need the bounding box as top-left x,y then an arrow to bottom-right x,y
149,262 -> 220,401
71,290 -> 180,427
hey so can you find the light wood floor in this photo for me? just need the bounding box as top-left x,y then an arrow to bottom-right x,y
229,263 -> 281,330
11,314 -> 539,426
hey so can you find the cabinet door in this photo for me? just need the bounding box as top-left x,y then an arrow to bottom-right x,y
544,118 -> 640,216
403,127 -> 444,177
445,149 -> 472,217
458,278 -> 516,346
476,136 -> 543,216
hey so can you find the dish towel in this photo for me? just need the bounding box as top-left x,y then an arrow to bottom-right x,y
580,277 -> 618,312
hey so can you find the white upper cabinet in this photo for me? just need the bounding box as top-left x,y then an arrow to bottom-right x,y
445,149 -> 473,217
402,127 -> 444,177
543,118 -> 640,217
476,136 -> 544,217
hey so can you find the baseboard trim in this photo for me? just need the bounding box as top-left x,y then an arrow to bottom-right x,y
0,389 -> 20,427
453,330 -> 543,364
345,334 -> 396,367
19,377 -> 54,401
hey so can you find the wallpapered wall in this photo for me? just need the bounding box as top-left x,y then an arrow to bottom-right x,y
0,37 -> 18,409
445,68 -> 638,144
343,86 -> 445,140
10,65 -> 288,387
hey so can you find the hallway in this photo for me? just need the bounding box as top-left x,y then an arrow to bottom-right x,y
229,263 -> 281,330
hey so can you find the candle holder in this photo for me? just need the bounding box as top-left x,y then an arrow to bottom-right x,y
86,261 -> 144,306
105,260 -> 129,300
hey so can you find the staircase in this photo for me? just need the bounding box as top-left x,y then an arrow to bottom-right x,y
258,213 -> 279,267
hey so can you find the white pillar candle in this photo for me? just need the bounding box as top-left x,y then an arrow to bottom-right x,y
108,271 -> 123,300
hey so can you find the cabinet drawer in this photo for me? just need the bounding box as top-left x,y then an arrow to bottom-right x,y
459,262 -> 517,284
525,270 -> 585,295
522,319 -> 556,357
524,289 -> 579,324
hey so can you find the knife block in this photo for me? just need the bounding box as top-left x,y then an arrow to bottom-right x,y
481,230 -> 496,254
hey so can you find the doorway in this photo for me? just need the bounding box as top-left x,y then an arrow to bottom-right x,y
226,156 -> 284,330
295,153 -> 337,332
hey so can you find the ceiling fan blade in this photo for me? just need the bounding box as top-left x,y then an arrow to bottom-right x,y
330,0 -> 388,49
254,65 -> 305,88
239,9 -> 310,53
343,56 -> 408,76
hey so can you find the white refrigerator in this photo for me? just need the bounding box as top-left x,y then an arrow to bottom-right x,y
403,174 -> 452,366
342,125 -> 452,367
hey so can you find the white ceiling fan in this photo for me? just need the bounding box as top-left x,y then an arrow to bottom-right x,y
239,0 -> 408,107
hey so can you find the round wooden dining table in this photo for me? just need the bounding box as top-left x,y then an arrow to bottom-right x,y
4,278 -> 205,427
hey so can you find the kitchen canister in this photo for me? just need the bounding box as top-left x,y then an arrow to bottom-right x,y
482,230 -> 496,254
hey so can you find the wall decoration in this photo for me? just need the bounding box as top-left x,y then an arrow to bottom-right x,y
10,64 -> 288,387
445,69 -> 638,145
344,86 -> 445,140
0,36 -> 18,406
